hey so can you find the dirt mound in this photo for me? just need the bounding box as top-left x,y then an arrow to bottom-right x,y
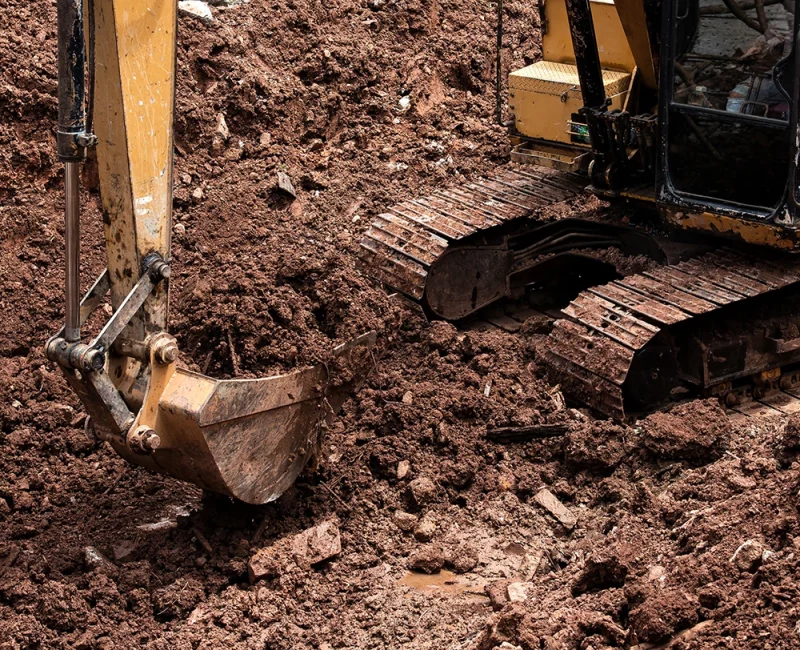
3,0 -> 800,649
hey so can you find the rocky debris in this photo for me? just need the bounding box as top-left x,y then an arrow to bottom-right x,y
83,546 -> 118,578
408,545 -> 446,574
249,521 -> 341,582
397,459 -> 410,480
401,391 -> 414,404
534,487 -> 577,530
393,510 -> 417,532
291,520 -> 341,567
408,476 -> 438,509
413,513 -> 436,541
276,171 -> 296,198
178,1 -> 213,23
214,113 -> 229,141
506,582 -> 529,603
730,539 -> 767,572
572,554 -> 628,595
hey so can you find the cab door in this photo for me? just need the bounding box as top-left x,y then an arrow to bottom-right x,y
659,0 -> 798,219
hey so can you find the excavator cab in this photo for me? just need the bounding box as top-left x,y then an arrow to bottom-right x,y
661,0 -> 798,217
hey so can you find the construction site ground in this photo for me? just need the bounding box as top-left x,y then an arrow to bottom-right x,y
2,1 -> 800,648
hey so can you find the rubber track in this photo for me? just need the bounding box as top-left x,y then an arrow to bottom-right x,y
545,250 -> 800,419
359,166 -> 586,301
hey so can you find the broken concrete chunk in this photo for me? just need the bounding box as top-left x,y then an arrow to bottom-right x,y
178,1 -> 214,22
534,487 -> 577,530
276,171 -> 296,198
215,113 -> 229,140
292,520 -> 341,567
248,545 -> 283,583
249,521 -> 341,583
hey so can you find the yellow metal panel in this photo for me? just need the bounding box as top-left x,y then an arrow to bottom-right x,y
666,209 -> 799,250
613,0 -> 657,88
542,0 -> 635,72
93,0 -> 176,332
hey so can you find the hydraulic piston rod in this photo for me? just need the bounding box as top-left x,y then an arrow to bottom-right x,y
57,0 -> 88,342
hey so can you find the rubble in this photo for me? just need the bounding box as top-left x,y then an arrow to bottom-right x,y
249,520 -> 342,583
83,546 -> 118,577
533,487 -> 577,530
291,520 -> 341,567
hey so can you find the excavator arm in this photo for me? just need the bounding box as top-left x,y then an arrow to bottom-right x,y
46,0 -> 376,504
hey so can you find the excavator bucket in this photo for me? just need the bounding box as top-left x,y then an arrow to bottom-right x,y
109,333 -> 376,505
47,0 -> 377,504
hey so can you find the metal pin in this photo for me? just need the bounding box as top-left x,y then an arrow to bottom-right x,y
64,161 -> 81,342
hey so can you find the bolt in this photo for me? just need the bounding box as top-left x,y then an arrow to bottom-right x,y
151,336 -> 179,364
84,349 -> 106,372
128,426 -> 161,455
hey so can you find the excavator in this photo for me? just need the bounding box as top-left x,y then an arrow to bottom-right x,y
46,0 -> 376,504
361,0 -> 800,420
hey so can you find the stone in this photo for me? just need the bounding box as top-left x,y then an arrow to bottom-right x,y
731,539 -> 766,572
408,476 -> 438,508
393,510 -> 417,532
413,514 -> 436,542
215,113 -> 229,140
259,132 -> 272,147
408,546 -> 446,574
0,497 -> 10,517
192,187 -> 204,201
276,171 -> 296,198
174,223 -> 186,235
450,543 -> 479,574
291,520 -> 341,567
397,460 -> 410,480
401,391 -> 414,404
506,582 -> 529,603
534,487 -> 577,530
178,1 -> 214,23
84,546 -> 118,577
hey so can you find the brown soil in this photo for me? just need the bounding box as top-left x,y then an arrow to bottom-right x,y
2,2 -> 800,649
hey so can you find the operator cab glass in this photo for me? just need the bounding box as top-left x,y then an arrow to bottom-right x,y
663,0 -> 797,212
